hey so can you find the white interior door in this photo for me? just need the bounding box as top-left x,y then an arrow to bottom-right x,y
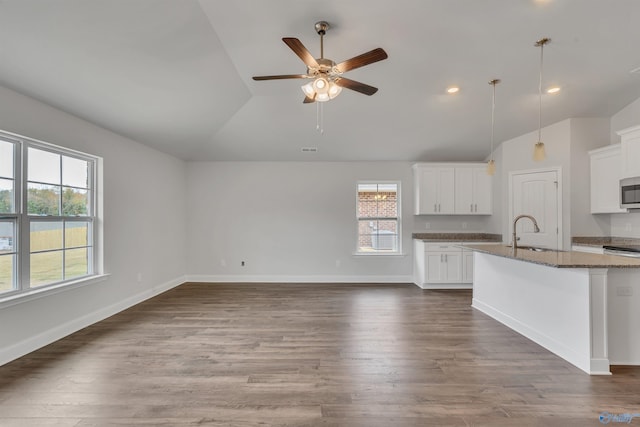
510,169 -> 560,249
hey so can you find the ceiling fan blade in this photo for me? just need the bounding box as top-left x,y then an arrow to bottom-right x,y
283,38 -> 319,68
253,74 -> 309,81
335,48 -> 388,73
334,77 -> 378,96
303,95 -> 316,104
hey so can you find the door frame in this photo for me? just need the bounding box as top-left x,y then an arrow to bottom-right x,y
508,166 -> 563,250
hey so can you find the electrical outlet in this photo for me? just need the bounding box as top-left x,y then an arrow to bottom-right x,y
425,222 -> 431,230
626,223 -> 632,232
616,286 -> 633,297
220,259 -> 227,267
335,259 -> 341,268
136,272 -> 142,283
462,222 -> 468,229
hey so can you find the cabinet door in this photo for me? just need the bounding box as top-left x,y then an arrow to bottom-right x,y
620,127 -> 640,178
415,168 -> 439,214
425,253 -> 445,282
462,250 -> 474,283
443,252 -> 462,283
472,167 -> 493,214
590,145 -> 626,214
437,168 -> 456,214
454,168 -> 475,214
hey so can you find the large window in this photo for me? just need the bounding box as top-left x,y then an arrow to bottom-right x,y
0,132 -> 99,298
356,182 -> 400,254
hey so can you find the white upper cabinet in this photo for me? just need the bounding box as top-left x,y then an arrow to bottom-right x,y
413,166 -> 455,214
618,126 -> 640,179
589,143 -> 627,214
454,166 -> 492,214
414,163 -> 492,215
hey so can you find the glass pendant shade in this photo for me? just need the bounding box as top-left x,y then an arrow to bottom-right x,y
533,141 -> 546,161
486,159 -> 496,176
301,77 -> 342,102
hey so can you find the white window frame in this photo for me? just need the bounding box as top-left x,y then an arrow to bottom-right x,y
355,180 -> 402,256
0,130 -> 105,307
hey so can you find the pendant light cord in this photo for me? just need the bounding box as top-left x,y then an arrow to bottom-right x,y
538,41 -> 544,142
491,81 -> 496,160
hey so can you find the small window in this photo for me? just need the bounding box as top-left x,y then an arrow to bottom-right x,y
356,182 -> 400,254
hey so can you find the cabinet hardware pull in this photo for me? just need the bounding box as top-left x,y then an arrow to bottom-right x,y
470,203 -> 473,212
434,203 -> 437,212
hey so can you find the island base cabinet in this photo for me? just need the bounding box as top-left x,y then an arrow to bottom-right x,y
472,252 -> 611,375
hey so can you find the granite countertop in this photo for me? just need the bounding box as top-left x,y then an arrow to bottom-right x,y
572,236 -> 640,248
465,244 -> 640,269
412,232 -> 502,242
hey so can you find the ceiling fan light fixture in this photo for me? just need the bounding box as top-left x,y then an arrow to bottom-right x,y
301,78 -> 342,102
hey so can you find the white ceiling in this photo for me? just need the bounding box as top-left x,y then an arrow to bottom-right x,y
1,0 -> 640,161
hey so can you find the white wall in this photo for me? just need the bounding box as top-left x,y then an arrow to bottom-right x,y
495,119 -> 572,248
569,118 -> 611,237
0,85 -> 188,364
186,161 -> 417,282
488,118 -> 611,247
611,97 -> 640,144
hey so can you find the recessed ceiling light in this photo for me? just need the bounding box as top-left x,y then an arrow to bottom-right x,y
547,86 -> 561,94
447,86 -> 460,94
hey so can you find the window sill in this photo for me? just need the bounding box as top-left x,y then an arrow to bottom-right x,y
352,252 -> 406,257
0,274 -> 110,309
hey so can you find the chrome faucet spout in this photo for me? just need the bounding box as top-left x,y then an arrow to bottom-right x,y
512,214 -> 540,250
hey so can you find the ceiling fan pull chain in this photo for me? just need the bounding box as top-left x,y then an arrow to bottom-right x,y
316,102 -> 324,134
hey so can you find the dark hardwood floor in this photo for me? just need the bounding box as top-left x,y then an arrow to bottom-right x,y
1,283 -> 639,426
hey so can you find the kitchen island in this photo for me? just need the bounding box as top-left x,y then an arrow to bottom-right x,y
466,244 -> 640,375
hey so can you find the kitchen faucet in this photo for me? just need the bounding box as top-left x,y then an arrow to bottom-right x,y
512,214 -> 540,250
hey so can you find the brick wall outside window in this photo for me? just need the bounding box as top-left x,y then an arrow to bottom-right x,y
357,185 -> 399,252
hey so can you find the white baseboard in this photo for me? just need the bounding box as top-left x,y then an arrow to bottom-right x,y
0,275 -> 186,367
417,283 -> 473,290
186,274 -> 414,284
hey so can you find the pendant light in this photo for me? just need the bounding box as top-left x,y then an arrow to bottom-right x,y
533,37 -> 550,161
487,79 -> 500,176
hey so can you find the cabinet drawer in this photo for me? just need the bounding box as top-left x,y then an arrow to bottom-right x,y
424,244 -> 460,252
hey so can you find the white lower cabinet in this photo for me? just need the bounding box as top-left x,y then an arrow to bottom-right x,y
425,249 -> 462,283
414,241 -> 494,289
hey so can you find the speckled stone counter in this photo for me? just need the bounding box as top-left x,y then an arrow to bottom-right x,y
465,244 -> 640,268
572,236 -> 640,248
412,232 -> 502,242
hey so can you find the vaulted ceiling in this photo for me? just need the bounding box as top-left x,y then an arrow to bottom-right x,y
2,0 -> 640,161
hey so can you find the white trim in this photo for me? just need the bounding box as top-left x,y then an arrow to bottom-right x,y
0,275 -> 186,367
186,274 -> 414,284
0,274 -> 110,309
351,252 -> 407,257
416,283 -> 472,290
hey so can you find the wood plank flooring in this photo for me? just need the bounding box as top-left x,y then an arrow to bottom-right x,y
1,283 -> 639,426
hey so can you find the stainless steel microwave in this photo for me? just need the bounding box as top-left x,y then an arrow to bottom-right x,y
621,177 -> 640,209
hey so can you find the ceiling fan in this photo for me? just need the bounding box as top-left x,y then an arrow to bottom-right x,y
252,21 -> 388,103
